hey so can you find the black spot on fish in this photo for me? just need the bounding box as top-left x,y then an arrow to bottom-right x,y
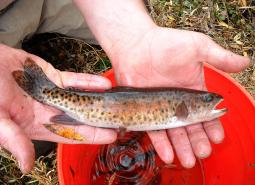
128,116 -> 133,121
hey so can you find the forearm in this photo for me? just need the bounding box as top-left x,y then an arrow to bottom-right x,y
73,0 -> 156,59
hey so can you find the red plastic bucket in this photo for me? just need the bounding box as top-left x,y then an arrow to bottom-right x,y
57,65 -> 255,185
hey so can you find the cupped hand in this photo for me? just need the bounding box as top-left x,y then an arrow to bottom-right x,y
0,44 -> 117,173
109,27 -> 250,167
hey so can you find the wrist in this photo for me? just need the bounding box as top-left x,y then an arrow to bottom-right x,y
73,0 -> 157,63
108,23 -> 157,66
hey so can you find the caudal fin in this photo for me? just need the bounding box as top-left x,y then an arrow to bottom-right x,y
12,58 -> 56,102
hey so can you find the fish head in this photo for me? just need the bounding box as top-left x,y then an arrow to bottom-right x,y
185,92 -> 227,123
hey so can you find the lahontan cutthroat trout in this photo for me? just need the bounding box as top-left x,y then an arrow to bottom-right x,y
12,59 -> 227,131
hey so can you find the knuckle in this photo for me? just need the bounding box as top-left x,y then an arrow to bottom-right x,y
186,124 -> 203,134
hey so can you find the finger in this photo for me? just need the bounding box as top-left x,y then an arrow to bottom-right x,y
0,118 -> 35,174
60,71 -> 112,89
147,130 -> 174,164
203,119 -> 224,144
32,124 -> 117,144
198,34 -> 250,72
185,123 -> 211,159
167,127 -> 195,168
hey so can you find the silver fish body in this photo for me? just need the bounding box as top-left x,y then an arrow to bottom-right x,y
13,59 -> 227,131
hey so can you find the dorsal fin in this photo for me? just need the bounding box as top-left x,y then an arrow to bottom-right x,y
106,86 -> 137,92
65,86 -> 87,92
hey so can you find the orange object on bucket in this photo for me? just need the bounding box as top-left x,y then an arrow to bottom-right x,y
57,65 -> 255,185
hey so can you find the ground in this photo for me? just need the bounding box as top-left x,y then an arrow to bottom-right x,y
0,1 -> 254,184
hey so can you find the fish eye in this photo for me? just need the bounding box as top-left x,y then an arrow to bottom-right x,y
202,94 -> 214,102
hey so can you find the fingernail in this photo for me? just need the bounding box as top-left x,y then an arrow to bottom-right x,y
182,158 -> 196,169
213,132 -> 224,144
198,149 -> 211,159
164,151 -> 174,164
195,141 -> 212,159
18,161 -> 21,169
94,77 -> 111,88
93,129 -> 117,144
18,161 -> 27,174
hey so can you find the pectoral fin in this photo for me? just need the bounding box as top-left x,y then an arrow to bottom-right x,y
50,114 -> 84,125
175,101 -> 189,119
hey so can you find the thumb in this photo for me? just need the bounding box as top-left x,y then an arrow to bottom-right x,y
198,35 -> 250,73
0,117 -> 35,174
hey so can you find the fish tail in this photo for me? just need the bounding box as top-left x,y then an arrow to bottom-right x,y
12,58 -> 56,102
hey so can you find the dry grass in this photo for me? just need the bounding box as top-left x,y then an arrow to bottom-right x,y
22,33 -> 112,75
148,0 -> 255,97
0,0 -> 254,184
0,149 -> 58,185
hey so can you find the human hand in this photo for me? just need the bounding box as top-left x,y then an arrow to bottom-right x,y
108,27 -> 250,168
0,44 -> 117,173
73,0 -> 249,168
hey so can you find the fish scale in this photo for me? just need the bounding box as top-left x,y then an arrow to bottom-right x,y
12,58 -> 227,131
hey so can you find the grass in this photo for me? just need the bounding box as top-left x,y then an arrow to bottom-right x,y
149,0 -> 255,97
0,0 -> 254,184
0,149 -> 57,185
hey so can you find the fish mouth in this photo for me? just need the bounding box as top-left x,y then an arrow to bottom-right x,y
209,98 -> 227,119
210,108 -> 228,118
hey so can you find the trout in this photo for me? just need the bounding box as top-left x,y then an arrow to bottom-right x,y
12,59 -> 227,131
